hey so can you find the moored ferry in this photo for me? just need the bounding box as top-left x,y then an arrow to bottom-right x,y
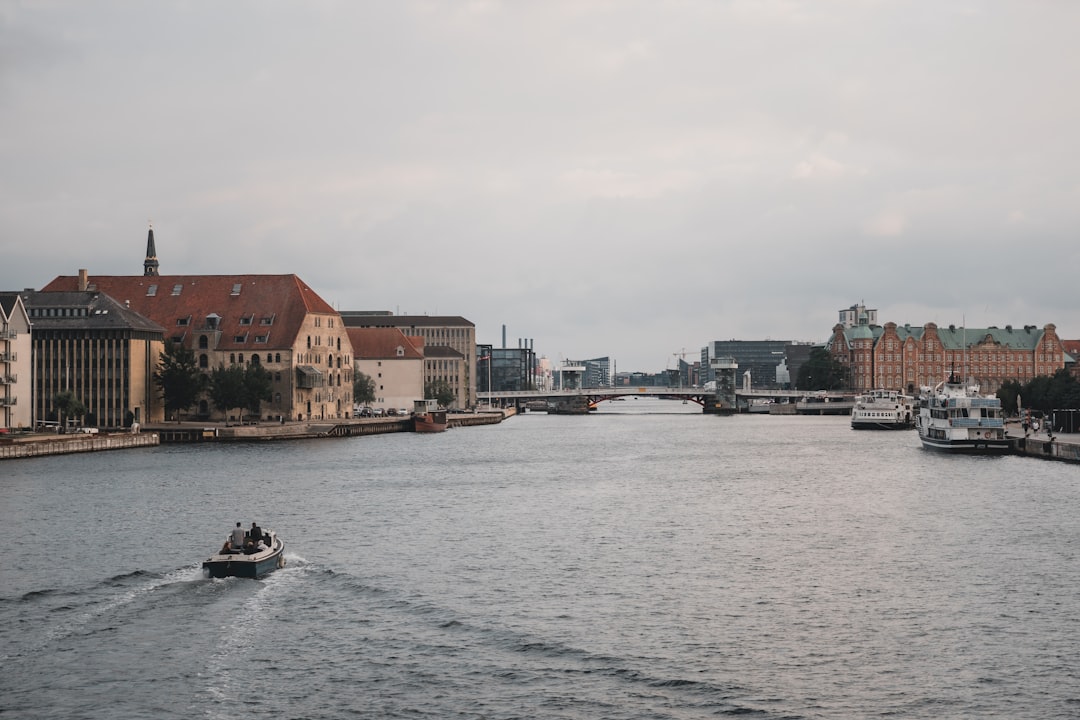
851,389 -> 915,430
916,374 -> 1010,453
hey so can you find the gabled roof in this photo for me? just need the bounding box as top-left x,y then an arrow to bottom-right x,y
340,312 -> 474,329
41,274 -> 335,351
21,290 -> 165,334
1060,340 -> 1080,365
931,324 -> 1050,351
346,327 -> 424,360
836,322 -> 1058,352
0,291 -> 28,319
424,345 -> 465,359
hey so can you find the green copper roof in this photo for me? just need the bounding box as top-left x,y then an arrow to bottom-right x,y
933,325 -> 1047,350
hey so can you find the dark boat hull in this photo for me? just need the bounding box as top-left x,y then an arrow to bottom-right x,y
414,410 -> 448,433
852,421 -> 913,430
918,436 -> 1011,454
203,536 -> 285,578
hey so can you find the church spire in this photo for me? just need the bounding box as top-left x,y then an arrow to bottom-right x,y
143,221 -> 159,276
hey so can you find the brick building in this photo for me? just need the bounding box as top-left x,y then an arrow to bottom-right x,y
828,319 -> 1069,395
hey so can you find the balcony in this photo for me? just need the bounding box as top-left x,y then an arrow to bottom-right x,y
0,351 -> 15,362
0,374 -> 15,384
0,396 -> 16,407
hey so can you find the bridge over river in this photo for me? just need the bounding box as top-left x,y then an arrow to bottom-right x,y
479,388 -> 856,415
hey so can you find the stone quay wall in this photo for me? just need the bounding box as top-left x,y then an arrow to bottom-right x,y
0,432 -> 160,461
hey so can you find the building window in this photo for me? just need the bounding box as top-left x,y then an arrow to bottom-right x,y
177,317 -> 190,326
199,354 -> 208,368
199,335 -> 209,349
239,315 -> 253,326
234,334 -> 247,343
231,283 -> 242,296
172,284 -> 183,296
255,335 -> 268,344
147,284 -> 158,296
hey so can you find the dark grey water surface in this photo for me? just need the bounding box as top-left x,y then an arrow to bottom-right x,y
2,399 -> 1079,719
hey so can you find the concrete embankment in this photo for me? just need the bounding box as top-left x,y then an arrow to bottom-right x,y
0,432 -> 160,460
1010,435 -> 1080,464
147,409 -> 511,443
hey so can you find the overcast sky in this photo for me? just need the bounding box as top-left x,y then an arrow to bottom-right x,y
3,2 -> 1078,372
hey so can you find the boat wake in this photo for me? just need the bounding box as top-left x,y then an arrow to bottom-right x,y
3,564 -> 206,661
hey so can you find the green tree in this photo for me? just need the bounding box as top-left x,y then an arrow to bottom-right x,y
209,365 -> 247,424
1017,369 -> 1080,414
242,364 -> 273,418
354,371 -> 376,405
53,390 -> 87,433
796,348 -> 849,391
424,378 -> 456,408
153,341 -> 206,421
996,379 -> 1023,415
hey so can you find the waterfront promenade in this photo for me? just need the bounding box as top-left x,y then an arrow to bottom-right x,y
4,410 -> 1077,463
0,410 -> 511,460
1005,420 -> 1080,463
0,430 -> 160,460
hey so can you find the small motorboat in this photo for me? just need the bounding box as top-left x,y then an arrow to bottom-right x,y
203,529 -> 285,579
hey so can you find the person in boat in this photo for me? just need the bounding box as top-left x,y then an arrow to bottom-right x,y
249,522 -> 263,544
220,540 -> 232,555
230,521 -> 246,550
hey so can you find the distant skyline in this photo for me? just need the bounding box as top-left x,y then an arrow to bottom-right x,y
3,2 -> 1079,372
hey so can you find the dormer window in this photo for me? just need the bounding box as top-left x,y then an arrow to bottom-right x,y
231,283 -> 242,296
234,333 -> 248,343
396,345 -> 405,357
147,284 -> 158,296
177,316 -> 190,326
205,313 -> 220,330
171,284 -> 183,296
260,314 -> 275,325
239,314 -> 254,326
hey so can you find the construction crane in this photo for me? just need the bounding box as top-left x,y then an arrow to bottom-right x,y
671,348 -> 689,388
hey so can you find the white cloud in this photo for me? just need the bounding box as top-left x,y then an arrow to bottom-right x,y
863,210 -> 908,237
3,1 -> 1080,369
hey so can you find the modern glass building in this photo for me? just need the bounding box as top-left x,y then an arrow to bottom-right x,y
701,340 -> 790,390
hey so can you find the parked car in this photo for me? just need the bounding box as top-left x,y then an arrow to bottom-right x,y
398,408 -> 409,417
386,407 -> 399,416
372,408 -> 385,417
359,406 -> 373,417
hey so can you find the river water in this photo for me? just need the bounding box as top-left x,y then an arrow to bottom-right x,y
2,398 -> 1079,719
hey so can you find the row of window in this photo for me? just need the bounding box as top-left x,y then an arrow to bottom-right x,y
29,307 -> 90,318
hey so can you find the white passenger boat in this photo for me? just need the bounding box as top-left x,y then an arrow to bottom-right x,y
916,374 -> 1010,453
850,389 -> 914,430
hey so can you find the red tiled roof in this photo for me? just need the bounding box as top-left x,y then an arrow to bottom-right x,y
41,274 -> 335,351
346,327 -> 424,360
